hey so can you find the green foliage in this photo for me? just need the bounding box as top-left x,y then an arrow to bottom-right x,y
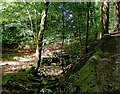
64,39 -> 81,59
63,37 -> 108,93
2,54 -> 13,59
1,1 -> 117,94
64,54 -> 101,93
1,2 -> 115,50
94,50 -> 104,58
95,39 -> 106,51
2,75 -> 13,84
2,63 -> 62,93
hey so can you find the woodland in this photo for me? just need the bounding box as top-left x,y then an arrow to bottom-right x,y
0,0 -> 120,94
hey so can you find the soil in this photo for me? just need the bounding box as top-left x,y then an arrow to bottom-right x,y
1,33 -> 120,93
96,36 -> 120,93
1,42 -> 63,76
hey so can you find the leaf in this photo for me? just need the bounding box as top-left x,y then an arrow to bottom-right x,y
2,75 -> 13,84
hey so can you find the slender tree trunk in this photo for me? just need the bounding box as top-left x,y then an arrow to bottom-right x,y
23,0 -> 37,44
35,1 -> 49,73
90,9 -> 93,26
119,1 -> 120,31
76,2 -> 81,42
100,2 -> 104,39
85,2 -> 91,54
93,4 -> 98,40
61,5 -> 65,70
103,0 -> 109,34
119,1 -> 120,24
114,0 -> 119,31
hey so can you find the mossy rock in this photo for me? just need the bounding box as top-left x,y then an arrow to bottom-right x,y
74,51 -> 101,93
61,37 -> 108,93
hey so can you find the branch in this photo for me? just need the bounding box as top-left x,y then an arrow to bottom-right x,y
23,0 -> 37,44
34,2 -> 38,40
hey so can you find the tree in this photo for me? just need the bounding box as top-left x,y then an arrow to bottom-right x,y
76,2 -> 81,42
22,1 -> 49,72
85,2 -> 91,54
35,1 -> 49,72
113,0 -> 119,31
103,0 -> 109,34
93,2 -> 98,41
61,3 -> 65,69
1,2 -> 32,48
100,0 -> 109,39
100,1 -> 104,39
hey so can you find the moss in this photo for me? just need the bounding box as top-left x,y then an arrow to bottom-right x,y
75,50 -> 102,92
2,75 -> 13,84
94,51 -> 104,58
103,34 -> 111,39
65,53 -> 102,93
95,38 -> 106,51
62,37 -> 109,93
88,55 -> 100,63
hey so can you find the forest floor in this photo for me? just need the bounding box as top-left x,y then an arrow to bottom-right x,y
1,47 -> 37,75
1,42 -> 66,94
1,32 -> 120,93
96,35 -> 120,92
1,42 -> 63,76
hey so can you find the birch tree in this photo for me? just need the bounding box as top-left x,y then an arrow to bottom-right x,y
23,0 -> 49,72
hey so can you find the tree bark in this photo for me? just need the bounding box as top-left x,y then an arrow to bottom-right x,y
93,3 -> 98,40
99,0 -> 109,38
103,0 -> 109,34
114,0 -> 119,31
85,2 -> 91,54
35,1 -> 49,73
100,2 -> 104,39
61,3 -> 65,70
23,0 -> 37,44
76,2 -> 81,43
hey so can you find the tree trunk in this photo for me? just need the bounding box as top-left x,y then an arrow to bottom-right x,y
103,0 -> 109,34
100,2 -> 104,39
114,0 -> 119,31
76,2 -> 81,43
61,4 -> 65,70
85,2 -> 91,54
35,1 -> 49,73
93,3 -> 98,40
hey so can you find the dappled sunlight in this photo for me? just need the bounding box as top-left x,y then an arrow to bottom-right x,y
0,61 -> 20,65
42,66 -> 63,76
1,1 -> 120,93
1,42 -> 64,76
18,57 -> 35,62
